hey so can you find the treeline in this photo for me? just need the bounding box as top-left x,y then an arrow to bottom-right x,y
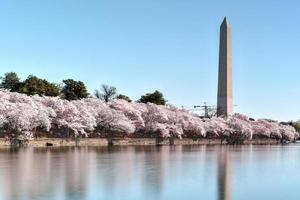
0,72 -> 167,104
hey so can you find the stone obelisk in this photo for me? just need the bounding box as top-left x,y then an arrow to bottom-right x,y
217,17 -> 233,117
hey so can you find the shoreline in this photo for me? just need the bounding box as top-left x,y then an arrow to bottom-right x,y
0,138 -> 282,148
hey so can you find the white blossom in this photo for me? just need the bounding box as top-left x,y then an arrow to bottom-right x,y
0,89 -> 298,142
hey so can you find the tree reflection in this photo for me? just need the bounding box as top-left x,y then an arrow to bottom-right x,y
141,146 -> 165,200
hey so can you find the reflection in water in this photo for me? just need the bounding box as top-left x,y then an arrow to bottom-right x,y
141,147 -> 165,199
218,149 -> 232,200
0,145 -> 299,200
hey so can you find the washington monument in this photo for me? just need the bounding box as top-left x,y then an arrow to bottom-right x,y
217,17 -> 233,116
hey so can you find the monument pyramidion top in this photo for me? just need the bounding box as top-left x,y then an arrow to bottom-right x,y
221,17 -> 231,28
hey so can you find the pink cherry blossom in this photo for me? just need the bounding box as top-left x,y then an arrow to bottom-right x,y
0,89 -> 298,142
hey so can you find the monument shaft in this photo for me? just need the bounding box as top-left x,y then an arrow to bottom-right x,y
217,18 -> 233,116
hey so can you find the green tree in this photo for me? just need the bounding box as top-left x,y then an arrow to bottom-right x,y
19,75 -> 60,96
138,90 -> 167,105
116,94 -> 132,102
291,121 -> 300,133
45,82 -> 61,97
0,72 -> 21,91
62,79 -> 88,100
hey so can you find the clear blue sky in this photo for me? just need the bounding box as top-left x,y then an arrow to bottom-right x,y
0,0 -> 299,121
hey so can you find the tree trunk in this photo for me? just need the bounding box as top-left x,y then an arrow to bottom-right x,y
169,137 -> 174,145
75,135 -> 80,146
155,132 -> 162,146
107,131 -> 114,147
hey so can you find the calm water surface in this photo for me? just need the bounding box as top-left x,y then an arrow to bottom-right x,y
0,144 -> 299,200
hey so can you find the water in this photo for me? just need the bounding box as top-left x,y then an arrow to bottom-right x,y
0,144 -> 299,200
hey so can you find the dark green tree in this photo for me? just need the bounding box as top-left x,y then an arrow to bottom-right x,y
45,82 -> 61,97
291,121 -> 300,133
19,75 -> 60,96
116,94 -> 132,102
62,79 -> 88,100
0,72 -> 21,91
138,90 -> 167,105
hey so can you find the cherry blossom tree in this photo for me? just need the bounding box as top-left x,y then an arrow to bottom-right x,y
0,89 -> 298,144
226,114 -> 253,144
